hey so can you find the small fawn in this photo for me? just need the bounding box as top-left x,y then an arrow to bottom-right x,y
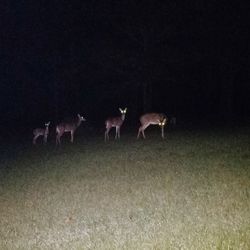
105,108 -> 127,141
33,122 -> 50,145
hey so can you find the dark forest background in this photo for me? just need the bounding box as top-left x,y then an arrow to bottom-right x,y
1,0 -> 250,133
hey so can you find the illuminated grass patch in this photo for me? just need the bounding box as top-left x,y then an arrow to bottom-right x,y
0,128 -> 250,249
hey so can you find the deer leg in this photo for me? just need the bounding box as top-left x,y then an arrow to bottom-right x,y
137,126 -> 146,139
161,126 -> 165,139
56,128 -> 60,145
105,127 -> 111,141
33,135 -> 39,145
43,135 -> 48,144
71,131 -> 74,143
56,133 -> 61,145
137,127 -> 142,139
142,130 -> 145,138
115,126 -> 120,139
140,124 -> 150,139
117,127 -> 120,139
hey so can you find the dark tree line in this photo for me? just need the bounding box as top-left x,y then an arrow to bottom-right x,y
1,0 -> 249,130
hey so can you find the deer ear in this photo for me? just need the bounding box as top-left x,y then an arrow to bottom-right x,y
163,118 -> 166,123
119,108 -> 122,112
125,108 -> 127,112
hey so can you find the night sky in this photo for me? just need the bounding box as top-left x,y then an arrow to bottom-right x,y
1,1 -> 250,134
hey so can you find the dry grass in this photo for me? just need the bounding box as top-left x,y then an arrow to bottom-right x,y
0,128 -> 250,249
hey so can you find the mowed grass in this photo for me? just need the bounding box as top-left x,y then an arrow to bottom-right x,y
0,127 -> 250,249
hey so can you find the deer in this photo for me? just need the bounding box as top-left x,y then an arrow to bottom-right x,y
105,108 -> 127,141
33,121 -> 50,145
137,113 -> 167,139
56,114 -> 86,145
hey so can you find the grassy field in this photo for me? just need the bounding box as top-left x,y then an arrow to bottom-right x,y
0,127 -> 250,249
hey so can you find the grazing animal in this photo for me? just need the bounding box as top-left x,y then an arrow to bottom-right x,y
137,113 -> 167,139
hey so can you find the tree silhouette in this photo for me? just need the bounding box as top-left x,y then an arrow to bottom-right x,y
88,1 -> 186,114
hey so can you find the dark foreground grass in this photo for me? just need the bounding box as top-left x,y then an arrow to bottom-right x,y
0,127 -> 250,249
